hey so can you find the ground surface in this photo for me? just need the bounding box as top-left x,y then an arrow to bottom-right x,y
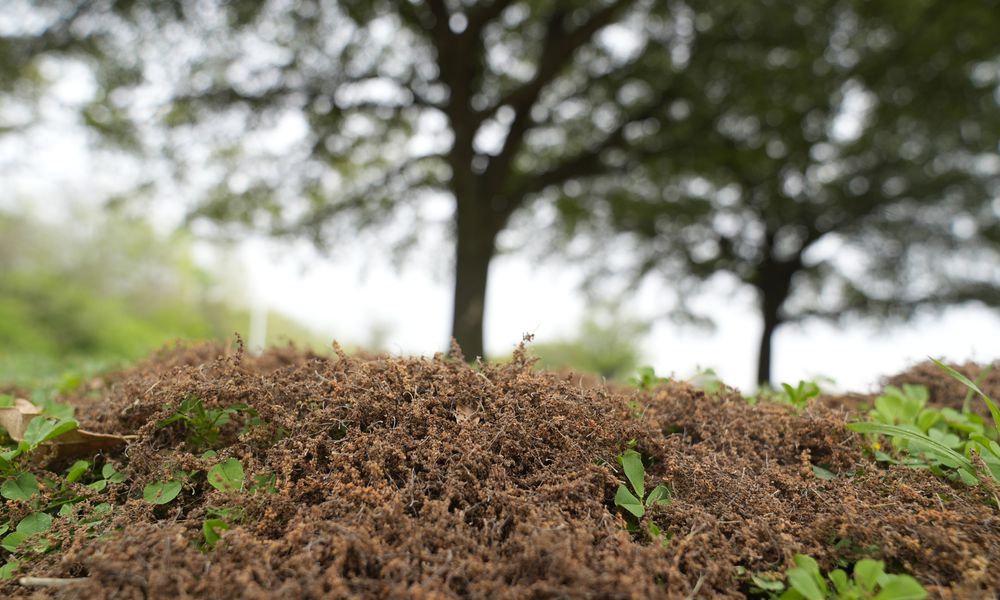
1,342 -> 998,599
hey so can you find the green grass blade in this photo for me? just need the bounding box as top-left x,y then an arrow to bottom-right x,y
963,363 -> 993,414
847,422 -> 976,473
930,358 -> 1000,436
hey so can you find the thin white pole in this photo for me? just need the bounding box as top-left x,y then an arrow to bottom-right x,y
249,299 -> 268,355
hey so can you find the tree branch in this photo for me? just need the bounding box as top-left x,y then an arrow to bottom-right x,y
488,0 -> 632,115
467,0 -> 516,36
426,0 -> 451,30
2,0 -> 99,67
396,1 -> 435,31
398,0 -> 456,91
287,153 -> 449,234
171,85 -> 296,112
508,89 -> 671,202
483,0 -> 634,197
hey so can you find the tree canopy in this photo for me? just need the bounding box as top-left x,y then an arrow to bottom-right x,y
4,0 -> 689,359
3,0 -> 998,380
551,0 -> 1000,384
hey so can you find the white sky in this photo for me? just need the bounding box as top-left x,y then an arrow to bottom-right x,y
232,235 -> 1000,394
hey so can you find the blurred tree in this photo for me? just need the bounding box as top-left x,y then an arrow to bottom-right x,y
0,3 -> 141,142
2,0 -> 684,360
3,1 -> 998,378
551,0 -> 1000,385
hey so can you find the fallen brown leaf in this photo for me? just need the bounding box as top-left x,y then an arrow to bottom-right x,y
0,398 -> 132,458
454,402 -> 480,425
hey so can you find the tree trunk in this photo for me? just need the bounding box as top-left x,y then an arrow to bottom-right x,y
756,295 -> 781,387
753,239 -> 802,387
450,201 -> 501,360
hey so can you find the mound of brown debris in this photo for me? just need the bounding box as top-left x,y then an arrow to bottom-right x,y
886,359 -> 1000,419
1,342 -> 998,599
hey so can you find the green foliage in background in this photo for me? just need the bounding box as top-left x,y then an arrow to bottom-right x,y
0,211 -> 209,354
530,309 -> 647,380
0,208 -> 324,385
751,379 -> 826,410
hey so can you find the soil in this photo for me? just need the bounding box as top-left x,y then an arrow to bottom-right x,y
1,342 -> 998,599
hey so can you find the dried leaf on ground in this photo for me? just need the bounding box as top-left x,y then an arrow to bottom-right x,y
0,398 -> 131,458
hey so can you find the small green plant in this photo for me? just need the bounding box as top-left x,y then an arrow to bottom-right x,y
202,517 -> 231,549
207,458 -> 244,492
630,366 -> 670,391
249,472 -> 278,495
155,397 -> 255,451
200,460 -> 255,551
780,380 -> 822,409
65,460 -> 91,484
138,458 -> 258,549
930,358 -> 1000,481
624,397 -> 646,419
0,417 -> 125,580
828,537 -> 881,568
201,506 -> 245,550
1,416 -> 79,471
55,502 -> 113,538
143,479 -> 183,505
614,446 -> 671,519
870,385 -> 928,426
1,512 -> 54,554
1,472 -> 38,502
847,359 -> 1000,488
750,380 -> 823,409
0,558 -> 19,580
32,461 -> 126,516
754,554 -> 926,599
811,465 -> 836,481
688,366 -> 723,395
645,520 -> 671,547
82,502 -> 113,526
613,443 -> 671,545
0,486 -> 114,580
86,463 -> 127,492
626,367 -> 670,418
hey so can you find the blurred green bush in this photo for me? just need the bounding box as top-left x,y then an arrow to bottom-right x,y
530,309 -> 647,380
0,208 -> 323,386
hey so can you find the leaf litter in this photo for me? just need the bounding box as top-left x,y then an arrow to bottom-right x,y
0,398 -> 131,458
1,341 -> 998,599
